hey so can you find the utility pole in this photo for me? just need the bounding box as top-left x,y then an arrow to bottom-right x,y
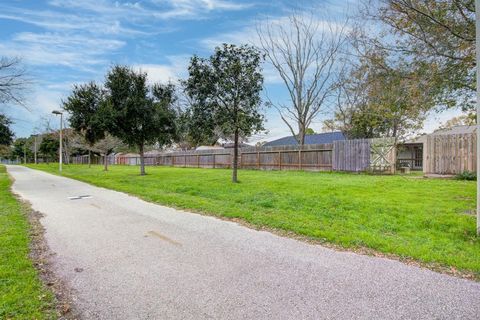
476,0 -> 480,235
33,135 -> 38,164
52,110 -> 63,173
23,141 -> 26,164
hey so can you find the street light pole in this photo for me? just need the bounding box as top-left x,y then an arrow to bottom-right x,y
33,135 -> 38,164
476,0 -> 480,235
52,110 -> 63,173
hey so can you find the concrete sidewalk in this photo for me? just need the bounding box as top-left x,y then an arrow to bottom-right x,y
7,165 -> 480,319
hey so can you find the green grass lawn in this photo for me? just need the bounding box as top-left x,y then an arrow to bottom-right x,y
27,163 -> 479,278
0,166 -> 55,319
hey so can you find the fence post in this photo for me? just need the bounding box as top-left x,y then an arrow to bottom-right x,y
257,151 -> 260,169
278,151 -> 282,170
184,154 -> 187,168
172,155 -> 175,167
213,154 -> 216,168
197,154 -> 200,168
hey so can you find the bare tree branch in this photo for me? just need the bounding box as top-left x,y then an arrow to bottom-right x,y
0,57 -> 29,108
257,11 -> 347,145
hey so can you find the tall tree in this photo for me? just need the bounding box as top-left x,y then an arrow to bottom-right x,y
332,48 -> 435,140
184,44 -> 265,183
362,0 -> 474,110
105,65 -> 178,175
62,82 -> 107,168
0,114 -> 14,145
257,12 -> 347,145
12,137 -> 36,163
39,135 -> 59,164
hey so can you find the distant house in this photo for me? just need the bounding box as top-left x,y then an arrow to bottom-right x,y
263,132 -> 346,147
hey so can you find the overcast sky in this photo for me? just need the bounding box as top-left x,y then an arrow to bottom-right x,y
0,0 -> 463,142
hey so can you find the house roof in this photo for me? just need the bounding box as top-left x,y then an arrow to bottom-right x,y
264,132 -> 346,147
432,125 -> 476,135
406,125 -> 476,144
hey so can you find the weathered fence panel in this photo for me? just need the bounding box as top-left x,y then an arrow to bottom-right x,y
239,144 -> 333,171
72,143 -> 334,172
71,139 -> 397,174
424,133 -> 476,174
369,138 -> 396,174
333,139 -> 370,172
332,138 -> 396,173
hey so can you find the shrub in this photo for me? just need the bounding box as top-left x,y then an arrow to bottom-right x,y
455,171 -> 476,181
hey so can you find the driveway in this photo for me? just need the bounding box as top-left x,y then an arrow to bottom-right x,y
7,165 -> 480,319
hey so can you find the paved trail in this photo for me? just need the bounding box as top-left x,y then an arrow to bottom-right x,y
7,166 -> 480,319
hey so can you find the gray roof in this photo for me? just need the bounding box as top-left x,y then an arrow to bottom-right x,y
406,125 -> 476,144
432,125 -> 476,135
264,132 -> 346,147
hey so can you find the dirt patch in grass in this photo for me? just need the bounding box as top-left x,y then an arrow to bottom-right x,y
25,204 -> 80,319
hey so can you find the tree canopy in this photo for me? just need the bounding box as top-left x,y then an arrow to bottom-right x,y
39,135 -> 59,163
104,65 -> 178,175
62,82 -> 106,146
332,47 -> 435,140
0,114 -> 14,146
184,44 -> 265,182
363,0 -> 474,110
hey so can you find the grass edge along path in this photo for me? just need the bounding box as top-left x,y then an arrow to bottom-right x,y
0,165 -> 56,319
25,164 -> 480,280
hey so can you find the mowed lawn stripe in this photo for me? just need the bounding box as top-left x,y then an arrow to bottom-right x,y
26,164 -> 479,277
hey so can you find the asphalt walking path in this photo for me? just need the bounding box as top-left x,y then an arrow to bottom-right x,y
7,165 -> 480,319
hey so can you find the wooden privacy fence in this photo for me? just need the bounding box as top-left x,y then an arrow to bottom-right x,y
240,144 -> 333,171
333,138 -> 396,173
71,138 -> 398,173
117,144 -> 334,171
423,133 -> 476,174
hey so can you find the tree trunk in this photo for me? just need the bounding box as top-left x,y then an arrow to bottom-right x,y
232,129 -> 239,183
298,126 -> 306,146
139,143 -> 146,175
88,149 -> 91,168
103,153 -> 108,171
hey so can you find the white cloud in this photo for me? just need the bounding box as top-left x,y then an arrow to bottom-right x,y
46,0 -> 250,22
150,0 -> 251,19
135,64 -> 178,84
134,55 -> 191,84
0,32 -> 125,70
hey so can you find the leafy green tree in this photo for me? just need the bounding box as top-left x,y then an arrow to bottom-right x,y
332,48 -> 434,140
179,101 -> 219,148
11,138 -> 33,162
305,128 -> 316,135
184,44 -> 265,183
62,82 -> 107,167
363,0 -> 474,110
104,65 -> 178,175
39,135 -> 59,164
0,114 -> 14,146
